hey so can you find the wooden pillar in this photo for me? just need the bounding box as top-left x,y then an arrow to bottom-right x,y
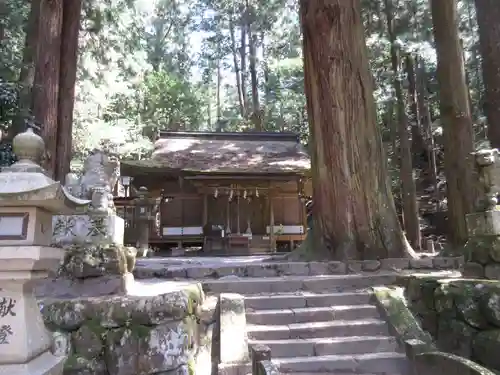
269,194 -> 275,251
179,177 -> 184,249
202,192 -> 208,226
236,196 -> 241,234
226,199 -> 231,233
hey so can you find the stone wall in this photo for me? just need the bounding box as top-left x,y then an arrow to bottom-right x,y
463,235 -> 500,279
403,275 -> 500,371
40,283 -> 216,375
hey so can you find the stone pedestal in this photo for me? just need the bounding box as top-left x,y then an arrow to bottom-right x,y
52,214 -> 124,247
0,247 -> 64,366
44,152 -> 136,299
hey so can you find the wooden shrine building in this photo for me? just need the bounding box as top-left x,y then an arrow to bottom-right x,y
116,130 -> 311,254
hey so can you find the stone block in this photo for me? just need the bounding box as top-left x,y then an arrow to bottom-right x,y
432,257 -> 456,270
485,264 -> 500,280
466,210 -> 500,237
380,258 -> 410,271
52,214 -> 124,246
410,258 -> 434,269
218,293 -> 249,363
104,321 -> 189,375
463,262 -> 485,278
58,244 -> 136,279
308,261 -> 346,275
362,260 -> 381,272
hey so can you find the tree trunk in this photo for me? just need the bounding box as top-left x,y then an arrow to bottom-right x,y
32,0 -> 63,178
430,0 -> 475,247
11,0 -> 42,139
228,15 -> 245,118
475,0 -> 500,148
55,0 -> 82,182
384,0 -> 421,250
405,54 -> 426,163
216,53 -> 222,123
248,23 -> 261,130
416,57 -> 440,212
300,0 -> 415,260
240,7 -> 248,117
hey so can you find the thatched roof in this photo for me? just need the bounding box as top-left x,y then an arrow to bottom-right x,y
121,131 -> 310,175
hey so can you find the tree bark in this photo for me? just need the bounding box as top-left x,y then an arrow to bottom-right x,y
416,57 -> 440,212
384,0 -> 421,250
55,0 -> 82,182
430,0 -> 475,247
228,15 -> 245,118
475,0 -> 500,148
248,24 -> 261,130
11,0 -> 42,139
32,0 -> 63,178
300,0 -> 415,260
240,5 -> 248,116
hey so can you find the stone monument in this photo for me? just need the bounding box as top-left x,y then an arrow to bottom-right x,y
0,128 -> 90,374
38,149 -> 136,298
464,149 -> 500,279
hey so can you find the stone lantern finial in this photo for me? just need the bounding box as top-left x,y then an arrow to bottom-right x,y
12,128 -> 45,165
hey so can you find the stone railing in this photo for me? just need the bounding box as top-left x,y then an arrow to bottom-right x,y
397,275 -> 500,372
372,286 -> 496,375
250,344 -> 279,375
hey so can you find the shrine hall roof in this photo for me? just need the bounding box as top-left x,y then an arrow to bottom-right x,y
121,131 -> 311,175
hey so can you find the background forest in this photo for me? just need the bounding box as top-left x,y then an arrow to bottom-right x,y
0,0 -> 498,253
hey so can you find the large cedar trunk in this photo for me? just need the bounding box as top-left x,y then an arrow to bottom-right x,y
430,0 -> 475,247
475,0 -> 500,148
55,0 -> 83,182
300,0 -> 414,260
32,0 -> 63,178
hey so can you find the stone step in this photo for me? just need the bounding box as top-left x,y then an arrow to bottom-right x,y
202,273 -> 397,295
244,291 -> 373,310
248,335 -> 398,357
274,352 -> 409,373
247,319 -> 389,340
134,257 -> 462,280
246,305 -> 378,325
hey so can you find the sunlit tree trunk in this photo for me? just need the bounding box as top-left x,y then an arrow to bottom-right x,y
430,0 -> 475,247
56,0 -> 82,182
300,0 -> 415,260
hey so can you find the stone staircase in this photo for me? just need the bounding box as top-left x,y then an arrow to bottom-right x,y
134,257 -> 462,375
212,273 -> 411,375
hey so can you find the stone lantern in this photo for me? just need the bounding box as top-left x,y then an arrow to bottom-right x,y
0,128 -> 90,374
135,186 -> 157,257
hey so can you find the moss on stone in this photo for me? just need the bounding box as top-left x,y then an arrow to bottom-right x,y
128,324 -> 151,339
373,286 -> 434,346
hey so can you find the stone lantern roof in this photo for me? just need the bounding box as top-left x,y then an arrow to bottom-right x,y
0,128 -> 90,212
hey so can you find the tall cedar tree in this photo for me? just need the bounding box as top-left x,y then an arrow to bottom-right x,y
430,0 -> 475,247
475,0 -> 500,148
299,0 -> 415,259
32,0 -> 63,177
56,0 -> 83,182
